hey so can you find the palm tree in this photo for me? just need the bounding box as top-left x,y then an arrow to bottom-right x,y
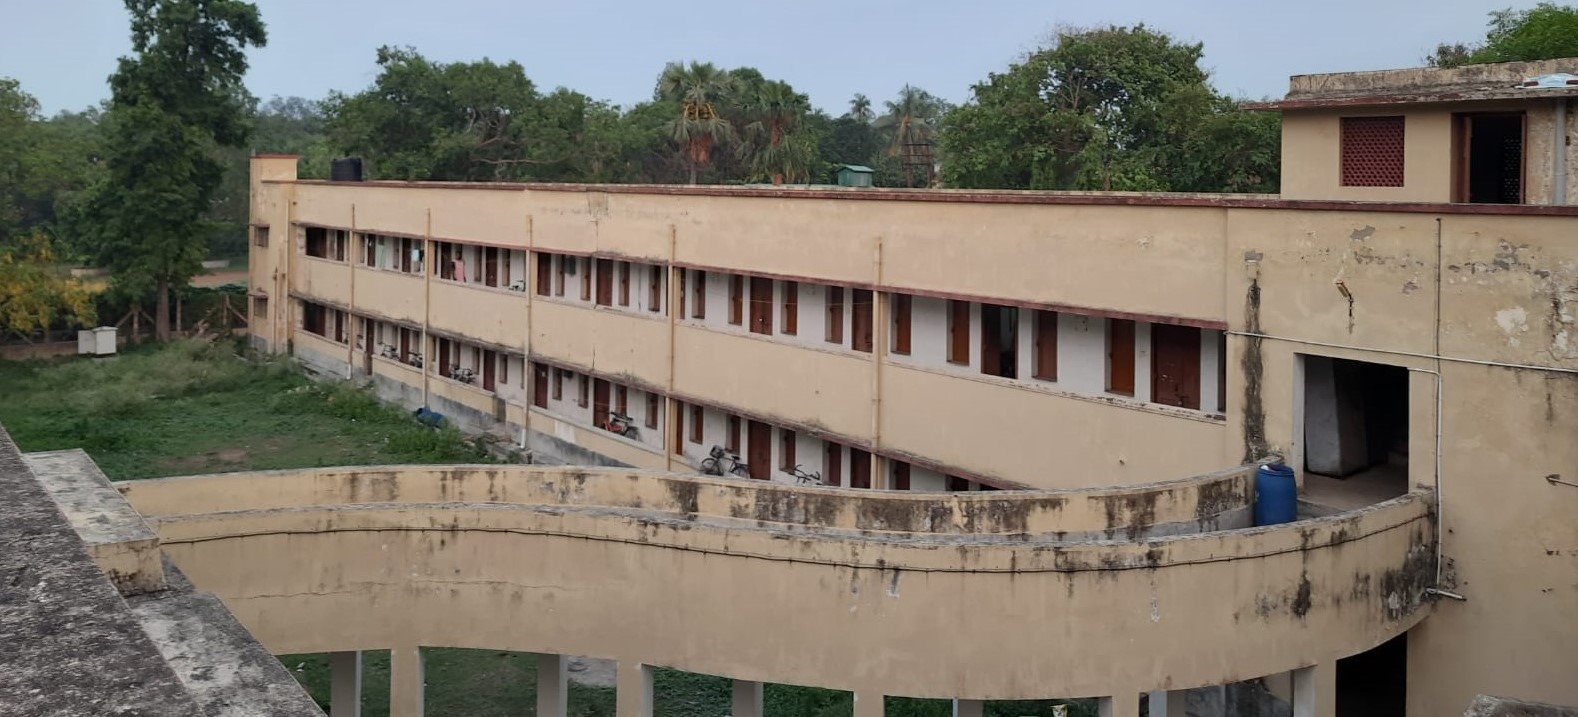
657,61 -> 738,184
848,93 -> 873,123
742,81 -> 811,184
875,85 -> 947,186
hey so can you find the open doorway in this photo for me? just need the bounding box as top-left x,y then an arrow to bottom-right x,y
1301,356 -> 1409,509
1337,633 -> 1408,716
1455,112 -> 1524,204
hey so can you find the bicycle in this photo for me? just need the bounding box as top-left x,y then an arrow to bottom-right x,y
451,366 -> 477,384
699,445 -> 749,478
604,411 -> 640,440
790,464 -> 822,486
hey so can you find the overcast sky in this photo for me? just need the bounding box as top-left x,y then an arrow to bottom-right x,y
0,0 -> 1537,119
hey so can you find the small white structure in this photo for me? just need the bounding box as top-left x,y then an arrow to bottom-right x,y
77,326 -> 118,356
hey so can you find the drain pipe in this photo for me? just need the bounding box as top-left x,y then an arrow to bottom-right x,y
1556,98 -> 1568,205
1407,367 -> 1463,601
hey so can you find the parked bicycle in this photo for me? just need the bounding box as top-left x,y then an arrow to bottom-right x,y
507,279 -> 527,292
604,411 -> 640,440
790,464 -> 822,485
379,344 -> 400,360
700,445 -> 749,478
405,352 -> 424,369
451,366 -> 477,384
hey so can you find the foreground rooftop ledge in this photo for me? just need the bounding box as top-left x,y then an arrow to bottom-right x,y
123,464 -> 1261,541
268,178 -> 1578,216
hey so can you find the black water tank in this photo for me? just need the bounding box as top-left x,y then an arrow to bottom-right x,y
330,157 -> 364,182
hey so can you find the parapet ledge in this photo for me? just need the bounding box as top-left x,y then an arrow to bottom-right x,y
23,449 -> 166,596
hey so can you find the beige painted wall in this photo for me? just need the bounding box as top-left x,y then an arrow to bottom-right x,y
1280,109 -> 1454,202
125,467 -> 1432,701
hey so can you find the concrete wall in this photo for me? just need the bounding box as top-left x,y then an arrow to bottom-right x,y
125,466 -> 1432,701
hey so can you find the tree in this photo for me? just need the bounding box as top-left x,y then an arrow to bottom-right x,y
1428,3 -> 1578,67
741,80 -> 815,184
657,61 -> 739,184
874,86 -> 948,187
0,233 -> 97,337
75,0 -> 265,342
938,25 -> 1278,193
848,94 -> 873,123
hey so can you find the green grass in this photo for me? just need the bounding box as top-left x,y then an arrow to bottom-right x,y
0,342 -> 1094,717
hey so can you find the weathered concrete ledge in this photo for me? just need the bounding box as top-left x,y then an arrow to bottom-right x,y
24,449 -> 166,595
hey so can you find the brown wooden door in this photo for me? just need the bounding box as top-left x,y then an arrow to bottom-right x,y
851,289 -> 873,352
484,247 -> 499,287
1151,324 -> 1200,409
749,277 -> 773,334
1107,319 -> 1135,395
747,420 -> 771,480
482,349 -> 497,392
849,448 -> 871,488
593,378 -> 611,429
595,259 -> 614,306
824,443 -> 842,486
533,364 -> 549,408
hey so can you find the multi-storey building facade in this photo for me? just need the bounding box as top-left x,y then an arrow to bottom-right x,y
229,59 -> 1578,716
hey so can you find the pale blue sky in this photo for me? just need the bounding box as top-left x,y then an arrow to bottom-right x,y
0,0 -> 1537,119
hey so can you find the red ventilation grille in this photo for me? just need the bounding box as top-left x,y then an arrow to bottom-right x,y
1340,116 -> 1405,187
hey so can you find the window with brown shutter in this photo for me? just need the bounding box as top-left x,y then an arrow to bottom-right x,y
782,281 -> 798,334
1340,116 -> 1405,187
826,287 -> 844,344
646,393 -> 660,429
618,262 -> 631,306
649,265 -> 662,313
1033,310 -> 1058,380
824,443 -> 842,486
595,258 -> 614,306
673,402 -> 685,454
577,374 -> 590,407
729,275 -> 744,325
1151,324 -> 1201,409
1217,332 -> 1227,412
536,253 -> 551,296
726,415 -> 740,453
947,300 -> 970,365
555,255 -> 566,296
552,369 -> 564,400
849,448 -> 872,489
892,294 -> 912,355
892,461 -> 910,491
1107,318 -> 1136,396
677,268 -> 687,316
780,429 -> 796,471
851,289 -> 873,353
692,270 -> 706,319
580,259 -> 593,301
979,304 -> 1017,378
749,277 -> 773,335
615,384 -> 628,414
690,404 -> 703,443
484,246 -> 500,287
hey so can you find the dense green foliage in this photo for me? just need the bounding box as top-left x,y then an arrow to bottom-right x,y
0,339 -> 492,479
939,25 -> 1279,192
1428,3 -> 1578,67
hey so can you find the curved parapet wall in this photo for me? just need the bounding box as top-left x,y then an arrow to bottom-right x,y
124,463 -> 1254,540
124,466 -> 1435,701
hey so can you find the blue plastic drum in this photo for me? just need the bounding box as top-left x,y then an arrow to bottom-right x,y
1253,463 -> 1298,526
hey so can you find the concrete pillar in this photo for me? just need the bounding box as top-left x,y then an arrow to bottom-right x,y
1098,691 -> 1139,717
853,690 -> 885,717
389,645 -> 424,717
536,654 -> 567,717
329,651 -> 362,717
1146,690 -> 1188,717
732,680 -> 764,717
952,698 -> 984,717
1293,662 -> 1337,717
1304,356 -> 1369,476
616,660 -> 653,717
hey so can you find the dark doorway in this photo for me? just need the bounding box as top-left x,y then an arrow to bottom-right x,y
849,448 -> 871,488
980,304 -> 1018,378
481,349 -> 496,392
1302,356 -> 1409,507
1337,633 -> 1407,716
592,379 -> 611,430
1456,113 -> 1524,204
747,420 -> 771,480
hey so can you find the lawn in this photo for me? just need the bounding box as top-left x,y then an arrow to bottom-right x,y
0,340 -> 1091,717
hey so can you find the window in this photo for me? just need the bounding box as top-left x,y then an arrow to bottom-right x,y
648,265 -> 662,313
824,443 -> 842,487
726,415 -> 741,453
891,294 -> 912,355
780,429 -> 796,471
552,369 -> 564,401
1107,318 -> 1136,396
618,262 -> 631,306
1033,310 -> 1058,380
946,475 -> 971,492
595,258 -> 614,306
252,296 -> 268,319
437,243 -> 456,280
302,302 -> 326,336
851,290 -> 874,353
646,393 -> 660,429
673,401 -> 686,455
536,253 -> 552,296
692,270 -> 706,319
362,234 -> 376,267
483,246 -> 500,287
690,404 -> 703,444
533,364 -> 549,408
580,259 -> 593,301
729,275 -> 744,325
849,448 -> 871,489
947,300 -> 970,365
782,281 -> 798,335
892,461 -> 911,491
615,384 -> 628,414
1455,112 -> 1525,204
826,287 -> 844,344
555,255 -> 566,296
1217,332 -> 1228,412
1340,116 -> 1405,188
749,277 -> 773,335
577,374 -> 590,408
305,227 -> 330,258
253,226 -> 269,248
1151,324 -> 1202,410
980,304 -> 1017,378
